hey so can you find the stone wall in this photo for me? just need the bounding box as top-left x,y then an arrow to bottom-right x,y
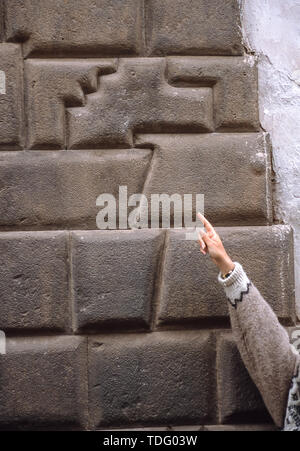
0,0 -> 296,430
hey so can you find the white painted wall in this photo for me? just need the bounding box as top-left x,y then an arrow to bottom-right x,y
240,0 -> 300,318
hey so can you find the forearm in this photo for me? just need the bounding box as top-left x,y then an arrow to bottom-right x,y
218,262 -> 299,428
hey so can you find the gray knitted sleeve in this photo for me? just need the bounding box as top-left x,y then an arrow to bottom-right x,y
218,262 -> 300,429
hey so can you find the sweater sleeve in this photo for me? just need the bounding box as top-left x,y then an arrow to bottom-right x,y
218,262 -> 300,428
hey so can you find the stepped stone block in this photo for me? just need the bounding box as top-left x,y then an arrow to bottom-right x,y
25,59 -> 117,149
167,57 -> 259,131
0,232 -> 69,331
71,230 -> 164,332
0,149 -> 151,229
136,133 -> 271,226
29,56 -> 259,149
0,44 -> 23,149
217,334 -> 272,424
67,58 -> 214,149
5,0 -> 143,57
0,337 -> 88,429
89,331 -> 216,428
146,0 -> 243,56
156,226 -> 295,327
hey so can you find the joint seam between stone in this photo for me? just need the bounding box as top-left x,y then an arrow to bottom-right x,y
85,336 -> 91,430
68,232 -> 77,333
20,43 -> 27,150
150,230 -> 169,331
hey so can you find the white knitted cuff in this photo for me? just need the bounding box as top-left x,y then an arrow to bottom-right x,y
218,262 -> 251,308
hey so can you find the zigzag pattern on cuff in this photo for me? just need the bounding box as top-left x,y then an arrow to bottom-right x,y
218,262 -> 252,308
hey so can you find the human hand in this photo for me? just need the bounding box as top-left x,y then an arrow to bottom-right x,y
197,213 -> 235,275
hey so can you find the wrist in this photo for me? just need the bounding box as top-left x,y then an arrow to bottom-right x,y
216,255 -> 235,275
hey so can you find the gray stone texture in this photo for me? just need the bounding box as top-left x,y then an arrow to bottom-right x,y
101,424 -> 277,431
89,331 -> 216,428
71,230 -> 165,332
156,226 -> 295,327
5,0 -> 143,57
26,55 -> 259,149
145,0 -> 243,56
67,56 -> 259,149
203,424 -> 278,431
25,59 -> 117,150
0,1 -> 4,42
0,231 -> 69,331
136,133 -> 271,226
0,149 -> 151,229
217,334 -> 272,424
67,58 -> 214,149
0,336 -> 88,429
4,0 -> 243,57
0,44 -> 24,149
167,56 -> 260,131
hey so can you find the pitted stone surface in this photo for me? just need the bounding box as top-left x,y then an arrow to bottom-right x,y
28,56 -> 260,150
67,58 -> 214,149
146,0 -> 243,56
0,1 -> 4,42
0,44 -> 23,149
156,226 -> 295,327
71,230 -> 165,332
0,149 -> 151,229
136,133 -> 271,226
0,231 -> 69,331
167,56 -> 260,131
0,336 -> 88,429
5,0 -> 143,57
89,331 -> 216,428
25,59 -> 117,149
67,57 -> 259,149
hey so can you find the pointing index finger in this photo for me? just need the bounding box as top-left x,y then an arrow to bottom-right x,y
197,212 -> 215,234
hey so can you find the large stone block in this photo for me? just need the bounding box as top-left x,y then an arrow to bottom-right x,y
0,1 -> 4,42
156,226 -> 295,327
5,0 -> 143,57
0,149 -> 151,229
27,56 -> 259,150
217,334 -> 272,424
0,337 -> 88,430
0,232 -> 69,331
89,331 -> 216,428
135,133 -> 272,226
0,44 -> 24,149
67,58 -> 213,149
25,59 -> 117,149
167,57 -> 259,131
146,0 -> 243,56
71,230 -> 164,332
203,424 -> 277,431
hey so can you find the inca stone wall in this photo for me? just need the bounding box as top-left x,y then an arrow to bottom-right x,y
0,0 -> 296,430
